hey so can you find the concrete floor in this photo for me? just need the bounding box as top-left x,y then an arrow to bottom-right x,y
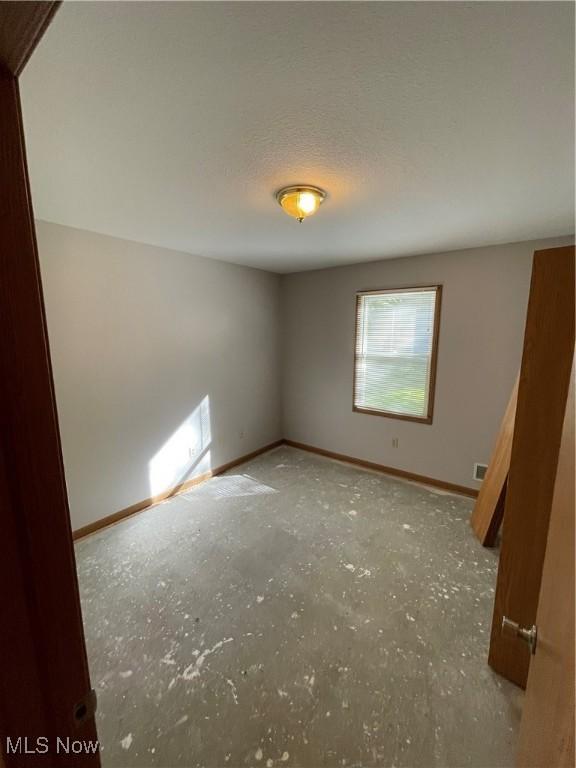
75,446 -> 522,768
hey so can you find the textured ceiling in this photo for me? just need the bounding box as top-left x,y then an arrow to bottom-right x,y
21,1 -> 574,273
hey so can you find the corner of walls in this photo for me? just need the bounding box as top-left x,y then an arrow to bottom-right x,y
278,271 -> 290,440
279,235 -> 575,491
36,220 -> 284,532
36,222 -> 574,532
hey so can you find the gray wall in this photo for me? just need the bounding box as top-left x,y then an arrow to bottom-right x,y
281,237 -> 574,490
37,221 -> 281,530
38,223 -> 573,531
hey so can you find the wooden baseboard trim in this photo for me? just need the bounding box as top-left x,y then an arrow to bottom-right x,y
213,439 -> 284,475
73,436 -> 476,540
283,439 -> 479,498
72,439 -> 284,541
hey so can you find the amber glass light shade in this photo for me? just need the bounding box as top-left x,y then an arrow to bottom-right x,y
276,185 -> 326,222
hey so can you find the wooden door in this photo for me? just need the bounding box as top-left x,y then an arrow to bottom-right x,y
0,5 -> 100,766
516,356 -> 575,767
489,246 -> 575,687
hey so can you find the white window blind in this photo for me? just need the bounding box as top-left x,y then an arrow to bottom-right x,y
354,286 -> 441,421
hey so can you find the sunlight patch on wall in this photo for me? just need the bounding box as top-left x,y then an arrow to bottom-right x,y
148,395 -> 212,497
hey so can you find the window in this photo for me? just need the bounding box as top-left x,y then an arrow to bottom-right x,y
353,286 -> 442,423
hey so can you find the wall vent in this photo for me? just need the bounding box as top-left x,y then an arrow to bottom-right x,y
473,463 -> 488,481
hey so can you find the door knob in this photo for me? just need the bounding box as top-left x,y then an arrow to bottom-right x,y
501,616 -> 538,655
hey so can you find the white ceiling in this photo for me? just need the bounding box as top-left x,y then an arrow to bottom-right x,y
21,1 -> 574,273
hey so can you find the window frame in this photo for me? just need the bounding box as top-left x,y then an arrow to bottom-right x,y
352,284 -> 443,424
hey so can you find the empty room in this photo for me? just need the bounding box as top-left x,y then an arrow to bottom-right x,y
1,2 -> 574,768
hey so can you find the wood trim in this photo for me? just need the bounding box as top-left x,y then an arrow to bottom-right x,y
73,440 -> 284,540
0,2 -> 60,76
356,284 -> 444,296
74,436 -> 478,542
352,406 -> 433,424
0,65 -> 99,764
284,439 -> 478,498
72,472 -> 212,541
211,439 -> 284,475
353,291 -> 362,415
427,284 -> 442,422
352,285 -> 442,424
470,375 -> 519,546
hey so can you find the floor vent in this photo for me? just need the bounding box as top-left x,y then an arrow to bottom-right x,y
473,463 -> 488,481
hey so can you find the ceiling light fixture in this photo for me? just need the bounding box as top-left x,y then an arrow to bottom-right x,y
275,185 -> 327,223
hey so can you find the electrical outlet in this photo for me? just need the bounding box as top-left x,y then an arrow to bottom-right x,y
392,437 -> 399,448
239,429 -> 245,440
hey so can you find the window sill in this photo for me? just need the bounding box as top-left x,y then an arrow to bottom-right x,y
353,405 -> 433,425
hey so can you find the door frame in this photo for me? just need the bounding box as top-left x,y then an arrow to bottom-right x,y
0,4 -> 100,765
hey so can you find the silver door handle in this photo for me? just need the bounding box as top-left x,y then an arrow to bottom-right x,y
501,616 -> 538,655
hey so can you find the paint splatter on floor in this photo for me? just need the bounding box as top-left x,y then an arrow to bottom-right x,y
75,446 -> 522,767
